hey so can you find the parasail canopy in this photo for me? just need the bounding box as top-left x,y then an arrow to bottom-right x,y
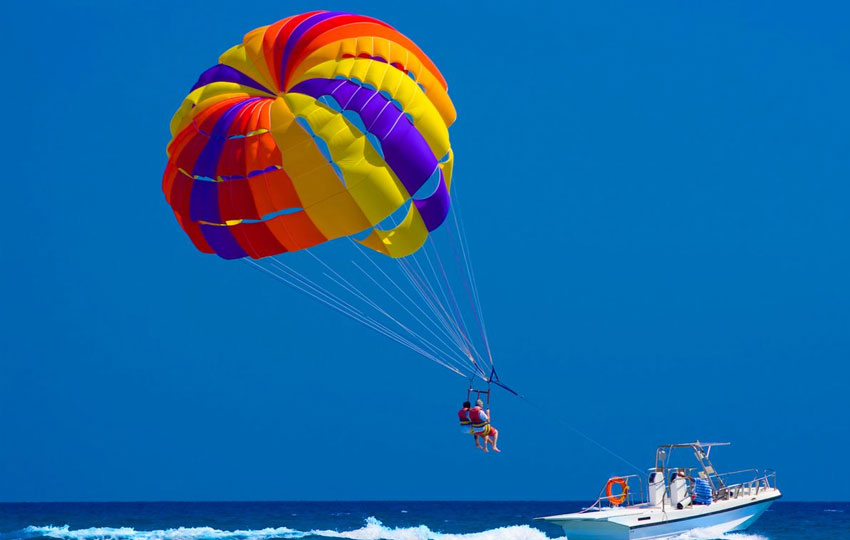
162,10 -> 457,260
162,11 -> 508,389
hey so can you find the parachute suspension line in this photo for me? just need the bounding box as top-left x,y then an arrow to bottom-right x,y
415,241 -> 473,352
246,260 -> 394,348
265,207 -> 474,377
396,256 -> 487,379
348,239 -> 475,365
266,259 -> 363,317
445,211 -> 493,367
426,233 -> 493,382
245,258 -> 466,377
402,246 -> 486,369
243,190 -> 495,383
449,186 -> 494,367
388,243 -> 471,355
399,259 -> 469,361
394,258 -> 474,364
447,230 -> 492,369
451,190 -> 485,318
348,258 -> 476,374
309,256 -> 467,373
422,237 -> 482,368
299,250 -> 473,374
259,258 -> 449,367
378,204 -> 490,380
320,269 -> 458,366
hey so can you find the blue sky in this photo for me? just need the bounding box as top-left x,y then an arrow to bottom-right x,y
1,1 -> 848,502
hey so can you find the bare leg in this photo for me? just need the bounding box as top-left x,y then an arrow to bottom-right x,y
474,434 -> 483,449
481,432 -> 489,452
491,428 -> 500,452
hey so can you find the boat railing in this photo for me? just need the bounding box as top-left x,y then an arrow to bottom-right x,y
581,474 -> 646,512
714,469 -> 777,501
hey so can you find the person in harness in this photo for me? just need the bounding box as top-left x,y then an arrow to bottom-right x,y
469,398 -> 500,452
458,401 -> 484,449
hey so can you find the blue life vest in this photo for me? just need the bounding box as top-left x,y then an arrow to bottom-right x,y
694,478 -> 712,505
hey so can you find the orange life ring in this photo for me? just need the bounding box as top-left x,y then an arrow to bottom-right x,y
606,477 -> 629,506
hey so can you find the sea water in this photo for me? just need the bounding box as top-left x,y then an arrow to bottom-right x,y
0,502 -> 845,540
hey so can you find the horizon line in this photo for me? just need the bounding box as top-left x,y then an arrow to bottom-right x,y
0,499 -> 845,504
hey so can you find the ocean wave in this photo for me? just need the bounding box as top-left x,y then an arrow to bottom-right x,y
0,525 -> 306,540
309,517 -> 560,540
0,518 -> 563,540
667,528 -> 768,540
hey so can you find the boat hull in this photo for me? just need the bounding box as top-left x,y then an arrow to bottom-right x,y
545,495 -> 779,540
629,498 -> 775,540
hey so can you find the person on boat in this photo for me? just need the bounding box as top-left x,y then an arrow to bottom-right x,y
469,399 -> 500,452
458,401 -> 483,449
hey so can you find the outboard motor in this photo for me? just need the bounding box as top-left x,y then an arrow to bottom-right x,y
648,471 -> 665,506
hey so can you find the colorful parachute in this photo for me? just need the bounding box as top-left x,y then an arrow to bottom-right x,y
162,12 -> 503,388
162,11 -> 457,259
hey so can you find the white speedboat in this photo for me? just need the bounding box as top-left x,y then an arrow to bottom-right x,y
537,441 -> 780,540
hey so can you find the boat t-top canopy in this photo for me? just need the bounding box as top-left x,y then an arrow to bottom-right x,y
655,442 -> 732,491
658,442 -> 730,450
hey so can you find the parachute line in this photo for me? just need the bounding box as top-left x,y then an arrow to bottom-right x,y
425,238 -> 484,366
448,186 -> 494,366
397,257 -> 479,370
349,259 -> 474,370
302,249 -> 466,367
240,180 -> 501,386
245,259 -> 465,376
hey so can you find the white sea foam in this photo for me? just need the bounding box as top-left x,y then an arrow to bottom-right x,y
309,517 -> 562,540
666,528 -> 769,540
3,525 -> 306,540
0,519 -> 565,540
